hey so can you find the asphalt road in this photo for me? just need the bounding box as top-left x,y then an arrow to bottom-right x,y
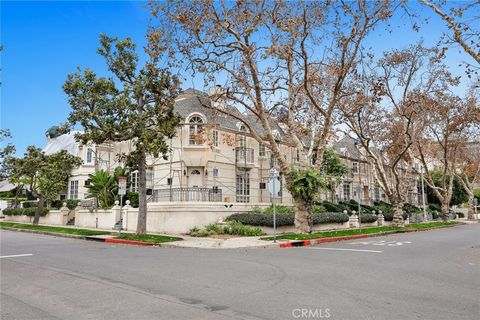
1,224 -> 479,320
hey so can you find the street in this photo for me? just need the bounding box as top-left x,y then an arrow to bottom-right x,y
1,224 -> 479,320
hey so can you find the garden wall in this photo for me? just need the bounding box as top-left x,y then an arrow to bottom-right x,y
122,202 -> 272,234
3,208 -> 71,226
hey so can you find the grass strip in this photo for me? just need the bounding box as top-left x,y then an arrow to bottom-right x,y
0,221 -> 111,236
261,221 -> 460,241
115,233 -> 182,244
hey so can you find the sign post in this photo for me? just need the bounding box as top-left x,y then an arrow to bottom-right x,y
118,176 -> 127,232
269,168 -> 280,243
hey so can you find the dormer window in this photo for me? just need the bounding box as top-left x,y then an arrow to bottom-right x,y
189,116 -> 204,145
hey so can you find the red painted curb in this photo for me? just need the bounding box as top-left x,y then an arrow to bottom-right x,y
279,234 -> 369,248
105,238 -> 155,246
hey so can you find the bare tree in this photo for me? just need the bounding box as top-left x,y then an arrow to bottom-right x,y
342,43 -> 455,225
415,92 -> 478,220
416,0 -> 479,80
148,0 -> 393,233
454,96 -> 480,219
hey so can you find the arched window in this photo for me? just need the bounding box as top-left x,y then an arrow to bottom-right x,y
191,169 -> 201,175
189,116 -> 204,145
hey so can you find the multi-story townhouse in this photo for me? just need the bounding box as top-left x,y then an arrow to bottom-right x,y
43,88 -> 420,207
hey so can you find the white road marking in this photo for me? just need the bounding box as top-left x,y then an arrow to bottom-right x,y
306,247 -> 382,253
349,240 -> 412,247
0,254 -> 33,259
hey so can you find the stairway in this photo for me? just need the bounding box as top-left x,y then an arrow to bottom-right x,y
66,217 -> 75,226
112,217 -> 123,231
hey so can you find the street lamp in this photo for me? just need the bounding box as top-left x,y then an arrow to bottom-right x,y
269,167 -> 280,243
421,166 -> 427,222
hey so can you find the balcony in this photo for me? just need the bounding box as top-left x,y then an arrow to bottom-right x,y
235,147 -> 254,167
149,187 -> 223,202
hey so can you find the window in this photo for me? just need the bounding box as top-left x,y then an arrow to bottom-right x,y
131,171 -> 139,193
342,183 -> 351,201
295,149 -> 300,163
212,130 -> 219,147
236,169 -> 250,203
191,169 -> 201,175
259,182 -> 266,189
167,178 -> 172,185
352,162 -> 358,173
270,155 -> 277,168
69,180 -> 79,199
189,116 -> 204,145
374,185 -> 380,201
213,168 -> 219,177
86,148 -> 94,164
259,143 -> 266,157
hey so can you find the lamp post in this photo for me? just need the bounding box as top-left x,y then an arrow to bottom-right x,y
354,138 -> 361,228
421,166 -> 427,222
269,168 -> 280,243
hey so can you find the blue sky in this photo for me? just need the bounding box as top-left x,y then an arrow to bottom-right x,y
1,1 -> 475,156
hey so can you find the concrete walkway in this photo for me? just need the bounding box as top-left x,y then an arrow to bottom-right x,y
164,235 -> 280,249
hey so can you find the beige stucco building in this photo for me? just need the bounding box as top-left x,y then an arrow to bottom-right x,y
45,88 -> 420,208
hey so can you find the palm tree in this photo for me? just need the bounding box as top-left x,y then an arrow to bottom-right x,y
85,170 -> 117,209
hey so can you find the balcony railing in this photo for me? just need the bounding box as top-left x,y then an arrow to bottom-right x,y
235,147 -> 254,164
149,187 -> 223,202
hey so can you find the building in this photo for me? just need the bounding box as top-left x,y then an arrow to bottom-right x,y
44,88 -> 420,207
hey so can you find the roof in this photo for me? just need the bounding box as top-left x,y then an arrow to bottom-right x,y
174,89 -> 293,143
43,131 -> 81,156
335,136 -> 362,159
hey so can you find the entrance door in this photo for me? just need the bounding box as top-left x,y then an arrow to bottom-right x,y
363,186 -> 369,203
188,167 -> 203,188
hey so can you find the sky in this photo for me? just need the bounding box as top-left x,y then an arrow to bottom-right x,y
1,1 -> 476,156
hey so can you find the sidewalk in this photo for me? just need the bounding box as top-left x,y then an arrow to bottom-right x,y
162,235 -> 279,249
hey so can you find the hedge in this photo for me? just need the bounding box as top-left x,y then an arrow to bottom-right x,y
3,207 -> 49,217
359,213 -> 378,223
382,211 -> 409,221
50,199 -> 81,210
227,211 -> 349,227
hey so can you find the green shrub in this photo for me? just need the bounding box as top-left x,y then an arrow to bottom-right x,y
125,192 -> 139,208
227,211 -> 349,227
263,205 -> 294,214
312,212 -> 350,224
382,211 -> 408,221
3,207 -> 49,217
359,213 -> 378,223
319,201 -> 353,214
227,212 -> 294,227
50,199 -> 80,210
312,205 -> 327,213
428,203 -> 442,212
21,201 -> 38,208
403,203 -> 421,213
189,221 -> 263,237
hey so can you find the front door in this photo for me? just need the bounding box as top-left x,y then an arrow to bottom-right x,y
188,167 -> 203,188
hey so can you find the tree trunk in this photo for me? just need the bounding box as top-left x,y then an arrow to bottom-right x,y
294,200 -> 312,233
441,202 -> 450,221
467,193 -> 474,220
136,149 -> 148,235
392,201 -> 405,227
33,196 -> 45,225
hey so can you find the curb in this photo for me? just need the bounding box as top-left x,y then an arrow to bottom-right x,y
278,223 -> 463,248
0,227 -> 90,240
279,234 -> 369,248
104,238 -> 157,246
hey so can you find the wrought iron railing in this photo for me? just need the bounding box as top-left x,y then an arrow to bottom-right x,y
235,147 -> 254,163
148,187 -> 223,202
